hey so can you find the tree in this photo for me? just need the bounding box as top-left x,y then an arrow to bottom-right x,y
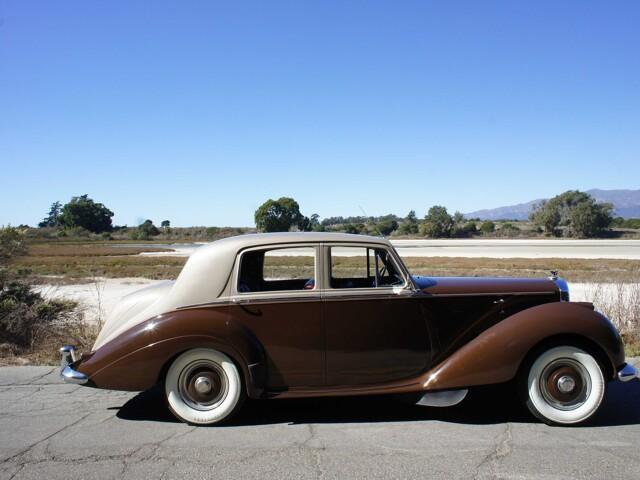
498,222 -> 521,237
530,200 -> 560,234
342,223 -> 362,234
254,197 -> 305,232
480,221 -> 495,234
398,210 -> 419,235
161,220 -> 171,228
462,221 -> 477,236
530,190 -> 613,238
59,195 -> 114,233
376,218 -> 399,236
569,201 -> 613,238
138,219 -> 160,239
38,201 -> 62,228
421,206 -> 454,238
453,211 -> 465,225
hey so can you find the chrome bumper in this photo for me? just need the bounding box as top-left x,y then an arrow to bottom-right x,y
618,363 -> 639,382
60,345 -> 88,385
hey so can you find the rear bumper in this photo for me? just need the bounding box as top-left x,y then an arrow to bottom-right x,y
60,345 -> 88,385
618,362 -> 638,382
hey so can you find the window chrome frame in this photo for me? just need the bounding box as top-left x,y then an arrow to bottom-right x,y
231,243 -> 322,301
321,242 -> 413,297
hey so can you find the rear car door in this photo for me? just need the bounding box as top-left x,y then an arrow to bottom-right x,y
229,244 -> 324,388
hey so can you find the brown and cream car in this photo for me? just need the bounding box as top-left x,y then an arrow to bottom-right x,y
61,233 -> 638,425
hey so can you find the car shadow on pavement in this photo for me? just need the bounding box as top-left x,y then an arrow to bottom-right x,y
115,379 -> 640,427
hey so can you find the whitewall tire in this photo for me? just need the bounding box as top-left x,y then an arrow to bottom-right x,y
165,348 -> 243,425
522,345 -> 605,426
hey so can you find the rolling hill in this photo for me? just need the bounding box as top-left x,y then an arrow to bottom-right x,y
465,189 -> 640,220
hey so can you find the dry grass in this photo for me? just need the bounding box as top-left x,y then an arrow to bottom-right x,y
402,257 -> 640,283
578,280 -> 640,357
13,243 -> 186,281
0,284 -> 103,366
26,243 -> 172,257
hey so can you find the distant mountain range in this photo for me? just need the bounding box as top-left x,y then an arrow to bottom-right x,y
465,189 -> 640,220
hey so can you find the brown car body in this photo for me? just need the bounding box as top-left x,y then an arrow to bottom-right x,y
65,233 -> 626,402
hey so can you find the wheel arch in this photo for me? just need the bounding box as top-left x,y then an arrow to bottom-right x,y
423,301 -> 624,391
78,307 -> 268,397
517,333 -> 615,382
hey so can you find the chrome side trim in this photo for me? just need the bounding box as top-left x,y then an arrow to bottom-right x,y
422,291 -> 556,298
618,363 -> 639,382
232,295 -> 322,305
415,389 -> 468,407
61,365 -> 88,385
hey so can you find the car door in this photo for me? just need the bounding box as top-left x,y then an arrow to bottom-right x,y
322,244 -> 432,386
229,244 -> 324,389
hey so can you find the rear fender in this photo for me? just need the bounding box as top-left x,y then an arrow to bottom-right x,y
424,302 -> 625,390
77,306 -> 268,397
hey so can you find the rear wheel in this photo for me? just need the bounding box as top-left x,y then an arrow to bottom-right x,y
165,348 -> 244,425
521,345 -> 605,426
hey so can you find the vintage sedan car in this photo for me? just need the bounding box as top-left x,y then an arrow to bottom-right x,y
60,233 -> 637,425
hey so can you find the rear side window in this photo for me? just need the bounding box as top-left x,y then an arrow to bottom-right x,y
238,247 -> 316,293
329,246 -> 403,289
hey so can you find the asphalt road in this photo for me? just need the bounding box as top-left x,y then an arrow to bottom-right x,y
1,362 -> 639,480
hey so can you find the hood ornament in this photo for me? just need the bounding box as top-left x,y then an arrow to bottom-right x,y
549,270 -> 559,280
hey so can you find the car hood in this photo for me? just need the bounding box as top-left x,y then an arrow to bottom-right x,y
412,276 -> 559,296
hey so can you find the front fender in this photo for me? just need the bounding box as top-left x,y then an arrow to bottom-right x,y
424,302 -> 625,390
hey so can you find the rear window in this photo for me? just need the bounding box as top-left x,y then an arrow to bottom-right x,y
238,247 -> 316,293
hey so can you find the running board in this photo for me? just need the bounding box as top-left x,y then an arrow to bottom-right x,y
415,389 -> 468,407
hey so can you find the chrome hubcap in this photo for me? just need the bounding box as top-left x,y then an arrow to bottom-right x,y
540,358 -> 590,411
177,360 -> 228,411
557,375 -> 576,393
194,376 -> 212,394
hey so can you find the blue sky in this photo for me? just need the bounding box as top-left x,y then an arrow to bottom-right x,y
1,1 -> 639,227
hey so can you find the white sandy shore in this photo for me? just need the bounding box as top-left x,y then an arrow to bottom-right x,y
33,278 -> 160,325
139,239 -> 640,260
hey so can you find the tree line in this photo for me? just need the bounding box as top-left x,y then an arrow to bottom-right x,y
37,195 -> 171,240
32,189 -> 620,240
254,191 -> 617,238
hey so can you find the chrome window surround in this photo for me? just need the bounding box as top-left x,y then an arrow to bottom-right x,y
231,243 -> 322,300
230,241 -> 414,302
321,243 -> 413,296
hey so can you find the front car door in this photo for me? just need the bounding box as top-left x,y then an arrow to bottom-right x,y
229,243 -> 324,389
322,243 -> 432,386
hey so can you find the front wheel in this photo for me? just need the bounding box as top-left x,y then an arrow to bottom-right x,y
165,348 -> 244,425
521,345 -> 605,426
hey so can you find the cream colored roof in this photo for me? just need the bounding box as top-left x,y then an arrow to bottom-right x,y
199,231 -> 391,253
176,232 -> 391,302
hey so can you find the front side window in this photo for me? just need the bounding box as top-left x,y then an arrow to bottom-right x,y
238,246 -> 316,293
329,246 -> 404,289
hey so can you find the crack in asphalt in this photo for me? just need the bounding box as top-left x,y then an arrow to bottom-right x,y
304,424 -> 326,480
1,417 -> 198,479
473,422 -> 513,480
1,413 -> 91,465
0,368 -> 58,387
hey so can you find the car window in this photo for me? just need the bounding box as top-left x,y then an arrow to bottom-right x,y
238,246 -> 316,293
329,246 -> 403,289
